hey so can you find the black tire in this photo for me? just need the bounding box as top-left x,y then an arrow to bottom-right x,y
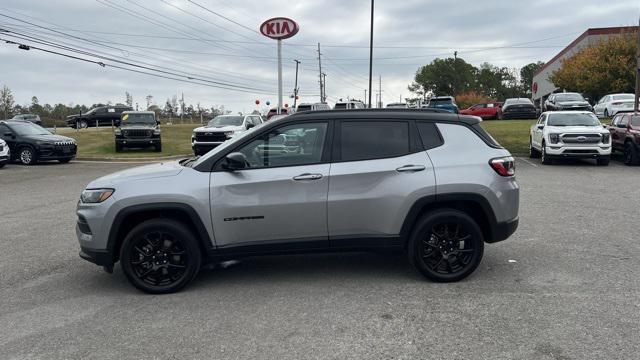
603,109 -> 609,118
529,137 -> 541,158
541,141 -> 552,165
58,158 -> 72,164
596,156 -> 610,166
408,209 -> 484,282
115,143 -> 123,152
154,143 -> 162,152
120,219 -> 202,294
624,142 -> 638,165
18,146 -> 37,165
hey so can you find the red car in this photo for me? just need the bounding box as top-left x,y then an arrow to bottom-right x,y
459,102 -> 503,119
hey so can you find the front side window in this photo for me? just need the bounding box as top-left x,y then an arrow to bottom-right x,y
236,122 -> 328,169
611,115 -> 621,126
340,121 -> 409,161
619,115 -> 629,127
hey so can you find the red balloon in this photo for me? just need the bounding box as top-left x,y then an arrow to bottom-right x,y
295,96 -> 299,100
255,99 -> 260,105
284,103 -> 289,108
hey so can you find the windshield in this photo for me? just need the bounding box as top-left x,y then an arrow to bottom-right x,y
555,93 -> 584,102
430,99 -> 452,104
547,113 -> 600,126
9,121 -> 51,136
613,94 -> 634,101
122,113 -> 155,124
208,116 -> 244,127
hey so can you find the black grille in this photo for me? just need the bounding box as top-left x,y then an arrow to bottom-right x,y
124,129 -> 152,138
564,149 -> 598,154
77,215 -> 92,234
54,141 -> 76,155
562,134 -> 601,144
195,132 -> 227,142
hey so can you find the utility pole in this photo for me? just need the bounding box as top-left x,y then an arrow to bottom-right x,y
321,73 -> 327,102
368,0 -> 374,108
364,89 -> 367,106
293,60 -> 300,109
635,16 -> 640,114
317,43 -> 324,103
378,75 -> 382,108
180,92 -> 184,124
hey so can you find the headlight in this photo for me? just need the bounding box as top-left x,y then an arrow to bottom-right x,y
224,131 -> 237,138
114,129 -> 121,135
602,133 -> 610,144
549,133 -> 560,144
153,129 -> 161,135
81,188 -> 114,203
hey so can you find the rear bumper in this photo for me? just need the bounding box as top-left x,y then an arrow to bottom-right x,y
502,111 -> 537,119
488,217 -> 519,243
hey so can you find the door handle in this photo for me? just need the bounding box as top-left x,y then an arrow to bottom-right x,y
293,173 -> 323,181
396,165 -> 426,172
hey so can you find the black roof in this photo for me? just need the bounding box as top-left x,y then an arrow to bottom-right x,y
288,108 -> 480,125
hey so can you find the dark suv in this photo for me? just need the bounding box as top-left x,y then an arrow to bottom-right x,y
0,120 -> 77,165
67,105 -> 133,129
544,93 -> 592,112
608,112 -> 640,165
115,111 -> 161,152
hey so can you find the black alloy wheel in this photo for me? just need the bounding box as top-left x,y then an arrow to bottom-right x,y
409,209 -> 484,282
624,142 -> 638,165
120,219 -> 201,294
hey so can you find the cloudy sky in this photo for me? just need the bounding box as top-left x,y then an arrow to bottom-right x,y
0,0 -> 638,112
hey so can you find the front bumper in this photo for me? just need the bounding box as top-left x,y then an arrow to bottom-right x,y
79,247 -> 112,267
545,145 -> 611,158
116,137 -> 160,146
37,146 -> 77,160
0,154 -> 9,164
192,140 -> 225,153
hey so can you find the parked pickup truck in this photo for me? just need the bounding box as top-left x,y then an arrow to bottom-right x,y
67,105 -> 133,129
607,112 -> 640,165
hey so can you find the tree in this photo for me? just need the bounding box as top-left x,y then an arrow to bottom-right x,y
408,57 -> 477,98
30,96 -> 44,115
455,91 -> 491,109
0,85 -> 15,119
520,61 -> 545,96
550,32 -> 636,101
125,92 -> 133,107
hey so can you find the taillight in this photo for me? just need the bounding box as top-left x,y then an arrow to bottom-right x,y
489,156 -> 515,177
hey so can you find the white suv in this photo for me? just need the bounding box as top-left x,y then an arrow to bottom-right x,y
529,111 -> 611,165
0,138 -> 9,168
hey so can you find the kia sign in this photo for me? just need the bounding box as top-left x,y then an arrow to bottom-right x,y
260,17 -> 299,40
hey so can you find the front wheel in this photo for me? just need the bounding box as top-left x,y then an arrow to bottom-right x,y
624,142 -> 638,165
529,137 -> 540,158
604,109 -> 609,118
408,209 -> 484,282
154,143 -> 162,152
541,142 -> 552,165
120,219 -> 202,294
78,120 -> 88,129
597,156 -> 610,166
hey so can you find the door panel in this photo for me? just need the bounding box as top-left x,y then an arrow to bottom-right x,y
210,164 -> 330,247
328,151 -> 435,239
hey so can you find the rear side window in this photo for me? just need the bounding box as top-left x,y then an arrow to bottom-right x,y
620,115 -> 629,127
416,122 -> 443,150
471,124 -> 502,148
340,121 -> 409,161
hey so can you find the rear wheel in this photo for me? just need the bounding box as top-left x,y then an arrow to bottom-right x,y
408,209 -> 484,282
624,142 -> 638,165
120,219 -> 202,294
19,147 -> 37,165
115,142 -> 123,152
604,109 -> 609,118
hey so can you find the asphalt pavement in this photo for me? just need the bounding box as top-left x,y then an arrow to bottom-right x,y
0,158 -> 639,359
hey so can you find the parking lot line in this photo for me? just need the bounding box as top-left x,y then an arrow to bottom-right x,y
516,157 -> 539,168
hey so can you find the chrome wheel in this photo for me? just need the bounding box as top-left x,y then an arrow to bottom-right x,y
19,148 -> 34,165
79,120 -> 88,129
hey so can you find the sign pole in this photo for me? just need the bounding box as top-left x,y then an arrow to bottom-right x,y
277,39 -> 283,115
635,15 -> 639,114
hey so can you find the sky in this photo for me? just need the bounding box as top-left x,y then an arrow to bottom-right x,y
0,0 -> 638,113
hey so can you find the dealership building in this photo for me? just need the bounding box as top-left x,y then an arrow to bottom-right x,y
532,26 -> 638,107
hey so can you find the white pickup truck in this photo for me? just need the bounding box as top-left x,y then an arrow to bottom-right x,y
529,111 -> 611,165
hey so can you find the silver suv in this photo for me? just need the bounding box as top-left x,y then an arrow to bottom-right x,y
76,109 -> 519,293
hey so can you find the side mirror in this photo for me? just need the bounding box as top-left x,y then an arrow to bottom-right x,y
222,152 -> 247,171
536,124 -> 544,130
618,123 -> 627,129
246,123 -> 255,129
156,120 -> 161,125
